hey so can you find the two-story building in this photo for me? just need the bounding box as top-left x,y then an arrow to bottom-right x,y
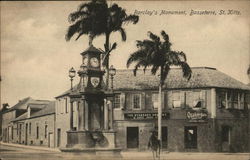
112,67 -> 250,152
11,101 -> 55,147
1,97 -> 55,148
54,67 -> 250,152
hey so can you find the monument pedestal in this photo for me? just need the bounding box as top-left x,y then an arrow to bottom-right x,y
60,130 -> 121,156
60,45 -> 120,156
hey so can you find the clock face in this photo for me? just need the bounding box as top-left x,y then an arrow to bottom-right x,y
90,77 -> 100,88
90,57 -> 99,67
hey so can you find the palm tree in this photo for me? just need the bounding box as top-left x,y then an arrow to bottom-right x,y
127,30 -> 192,145
65,0 -> 139,89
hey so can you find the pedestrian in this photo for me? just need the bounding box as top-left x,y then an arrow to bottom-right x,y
148,130 -> 161,160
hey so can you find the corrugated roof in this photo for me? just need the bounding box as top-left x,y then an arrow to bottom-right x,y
56,67 -> 250,98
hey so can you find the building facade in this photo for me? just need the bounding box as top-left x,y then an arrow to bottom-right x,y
111,67 -> 250,152
54,67 -> 250,152
2,67 -> 250,152
1,97 -> 55,148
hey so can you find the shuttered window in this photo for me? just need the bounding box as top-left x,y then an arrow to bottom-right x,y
152,93 -> 158,110
172,91 -> 181,108
132,94 -> 141,110
114,94 -> 121,109
192,91 -> 205,108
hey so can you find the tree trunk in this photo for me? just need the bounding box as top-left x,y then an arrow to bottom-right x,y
158,82 -> 162,142
105,33 -> 110,90
158,67 -> 163,149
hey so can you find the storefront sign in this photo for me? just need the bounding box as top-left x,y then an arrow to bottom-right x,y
124,112 -> 170,120
186,110 -> 208,122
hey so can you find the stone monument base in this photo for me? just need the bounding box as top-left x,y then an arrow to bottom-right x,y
60,130 -> 121,156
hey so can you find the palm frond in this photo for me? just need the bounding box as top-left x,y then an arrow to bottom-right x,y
110,42 -> 117,51
65,21 -> 82,41
126,50 -> 146,68
180,62 -> 192,80
124,15 -> 139,24
68,11 -> 89,23
161,64 -> 170,83
78,3 -> 91,12
176,51 -> 187,62
119,28 -> 127,41
151,65 -> 160,75
161,30 -> 169,42
147,31 -> 160,43
133,60 -> 150,76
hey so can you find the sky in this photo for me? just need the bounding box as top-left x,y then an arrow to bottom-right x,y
1,0 -> 250,107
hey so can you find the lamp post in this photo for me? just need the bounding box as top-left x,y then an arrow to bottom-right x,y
109,65 -> 116,92
69,67 -> 76,91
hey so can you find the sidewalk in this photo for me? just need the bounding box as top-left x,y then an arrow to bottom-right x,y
121,151 -> 250,160
1,142 -> 249,159
0,141 -> 60,152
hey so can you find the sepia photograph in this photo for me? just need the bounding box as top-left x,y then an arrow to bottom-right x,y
0,0 -> 250,159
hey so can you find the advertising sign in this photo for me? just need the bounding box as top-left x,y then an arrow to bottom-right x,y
124,112 -> 170,120
186,109 -> 208,122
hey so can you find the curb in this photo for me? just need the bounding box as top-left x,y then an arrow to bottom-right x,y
0,142 -> 60,152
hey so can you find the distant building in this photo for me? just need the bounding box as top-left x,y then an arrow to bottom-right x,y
1,97 -> 55,148
55,67 -> 250,152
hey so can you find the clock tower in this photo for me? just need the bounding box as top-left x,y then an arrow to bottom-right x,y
64,45 -> 118,153
79,45 -> 105,92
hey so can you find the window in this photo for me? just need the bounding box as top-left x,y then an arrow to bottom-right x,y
193,91 -> 205,108
36,126 -> 39,139
132,94 -> 141,109
29,123 -> 31,135
45,125 -> 48,139
239,93 -> 244,110
228,91 -> 238,109
114,94 -> 121,109
11,126 -> 13,140
172,91 -> 181,108
232,92 -> 238,109
152,93 -> 158,110
59,99 -> 63,114
65,98 -> 68,113
16,124 -> 18,135
184,126 -> 197,149
222,126 -> 231,143
218,91 -> 226,108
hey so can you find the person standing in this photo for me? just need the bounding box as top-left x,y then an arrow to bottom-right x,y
148,130 -> 161,160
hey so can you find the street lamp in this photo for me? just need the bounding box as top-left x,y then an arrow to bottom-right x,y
109,65 -> 116,92
69,67 -> 76,91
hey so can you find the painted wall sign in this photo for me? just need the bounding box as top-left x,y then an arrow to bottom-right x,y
186,109 -> 208,122
124,112 -> 170,120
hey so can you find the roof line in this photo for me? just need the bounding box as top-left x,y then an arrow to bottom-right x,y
11,113 -> 55,122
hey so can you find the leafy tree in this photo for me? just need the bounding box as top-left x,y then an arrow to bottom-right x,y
127,30 -> 192,143
66,0 -> 139,89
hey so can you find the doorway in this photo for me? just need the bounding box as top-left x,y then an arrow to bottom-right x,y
127,127 -> 139,148
19,124 -> 22,144
25,123 -> 28,145
184,126 -> 197,149
221,125 -> 231,152
162,127 -> 168,149
57,129 -> 61,147
48,132 -> 54,148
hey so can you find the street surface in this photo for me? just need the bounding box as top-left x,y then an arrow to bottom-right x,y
0,144 -> 250,160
